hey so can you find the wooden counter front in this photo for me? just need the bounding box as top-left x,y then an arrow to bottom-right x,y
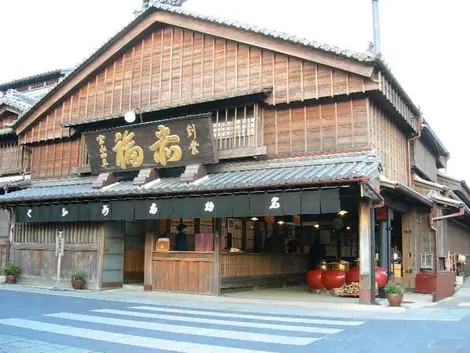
152,251 -> 216,294
221,253 -> 307,289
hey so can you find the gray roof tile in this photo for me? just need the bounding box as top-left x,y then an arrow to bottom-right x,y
0,151 -> 381,203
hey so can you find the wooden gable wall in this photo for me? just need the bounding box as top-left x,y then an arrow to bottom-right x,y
20,25 -> 377,145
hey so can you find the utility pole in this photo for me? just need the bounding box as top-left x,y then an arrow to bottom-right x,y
372,0 -> 381,55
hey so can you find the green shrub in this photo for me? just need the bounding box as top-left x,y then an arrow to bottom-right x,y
384,281 -> 404,295
4,263 -> 20,277
71,271 -> 85,281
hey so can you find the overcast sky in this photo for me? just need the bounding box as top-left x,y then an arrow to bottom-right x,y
1,0 -> 469,180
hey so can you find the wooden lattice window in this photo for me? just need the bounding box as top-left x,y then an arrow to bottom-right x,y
213,104 -> 261,150
79,135 -> 90,167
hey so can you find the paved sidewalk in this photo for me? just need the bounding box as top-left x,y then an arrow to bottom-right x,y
1,283 -> 467,322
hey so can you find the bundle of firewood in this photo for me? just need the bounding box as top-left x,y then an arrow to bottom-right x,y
334,282 -> 360,297
334,282 -> 379,297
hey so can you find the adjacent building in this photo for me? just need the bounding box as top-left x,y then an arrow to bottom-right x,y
0,70 -> 69,266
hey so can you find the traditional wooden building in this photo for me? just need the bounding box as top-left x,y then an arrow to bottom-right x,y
1,1 -> 468,302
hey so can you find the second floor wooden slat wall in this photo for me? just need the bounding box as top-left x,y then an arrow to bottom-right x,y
30,139 -> 80,178
264,99 -> 369,155
369,100 -> 408,184
20,26 -> 376,145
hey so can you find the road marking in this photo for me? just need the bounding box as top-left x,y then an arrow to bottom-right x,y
129,305 -> 364,326
46,312 -> 318,346
458,302 -> 470,307
92,308 -> 343,334
0,318 -> 276,353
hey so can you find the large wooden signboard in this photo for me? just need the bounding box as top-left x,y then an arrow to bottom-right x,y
84,115 -> 217,174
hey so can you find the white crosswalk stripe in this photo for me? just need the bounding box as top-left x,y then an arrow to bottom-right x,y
92,308 -> 342,334
129,305 -> 365,326
0,318 -> 272,353
0,304 -> 365,352
46,312 -> 319,346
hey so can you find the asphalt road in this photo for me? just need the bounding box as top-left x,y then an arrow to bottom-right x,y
0,287 -> 469,353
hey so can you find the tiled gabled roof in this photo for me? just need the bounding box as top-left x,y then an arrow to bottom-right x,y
140,3 -> 376,63
0,151 -> 381,203
0,90 -> 38,113
0,69 -> 71,92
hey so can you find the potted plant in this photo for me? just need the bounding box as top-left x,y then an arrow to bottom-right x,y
4,263 -> 20,284
71,271 -> 85,290
384,281 -> 404,307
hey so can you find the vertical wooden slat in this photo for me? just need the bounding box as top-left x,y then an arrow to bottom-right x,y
314,64 -> 319,99
102,68 -> 107,114
272,54 -> 276,105
148,32 -> 155,106
200,34 -> 205,97
330,69 -> 334,97
247,46 -> 251,89
159,30 -> 164,104
93,75 -> 99,116
139,39 -> 145,108
110,62 -> 117,114
179,30 -> 184,101
119,53 -> 126,112
286,57 -> 290,103
235,43 -> 239,91
304,106 -> 307,152
319,104 -> 323,151
84,82 -> 90,119
335,102 -> 339,149
274,109 -> 278,154
168,28 -> 174,102
211,37 -> 216,95
350,100 -> 355,148
289,107 -> 292,153
129,46 -> 136,110
223,40 -> 227,92
190,32 -> 194,99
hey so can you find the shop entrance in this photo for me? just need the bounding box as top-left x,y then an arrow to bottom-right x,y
123,222 -> 145,284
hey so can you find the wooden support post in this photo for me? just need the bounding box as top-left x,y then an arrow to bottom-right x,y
214,218 -> 222,296
144,221 -> 157,291
359,201 -> 375,304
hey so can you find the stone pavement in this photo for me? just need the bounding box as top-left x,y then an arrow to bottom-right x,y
0,282 -> 465,321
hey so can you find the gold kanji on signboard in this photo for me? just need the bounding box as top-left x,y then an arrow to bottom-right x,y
96,135 -> 109,168
149,125 -> 182,166
112,131 -> 144,169
189,139 -> 200,155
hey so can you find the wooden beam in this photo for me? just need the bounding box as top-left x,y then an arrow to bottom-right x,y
214,218 -> 222,296
359,200 -> 375,305
92,172 -> 116,189
144,223 -> 156,291
133,168 -> 159,185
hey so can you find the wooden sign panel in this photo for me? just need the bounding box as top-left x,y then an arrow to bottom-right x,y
84,115 -> 217,174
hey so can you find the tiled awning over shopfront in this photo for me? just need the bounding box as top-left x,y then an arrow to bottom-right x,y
0,151 -> 382,222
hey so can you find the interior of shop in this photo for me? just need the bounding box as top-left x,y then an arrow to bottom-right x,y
150,185 -> 366,298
